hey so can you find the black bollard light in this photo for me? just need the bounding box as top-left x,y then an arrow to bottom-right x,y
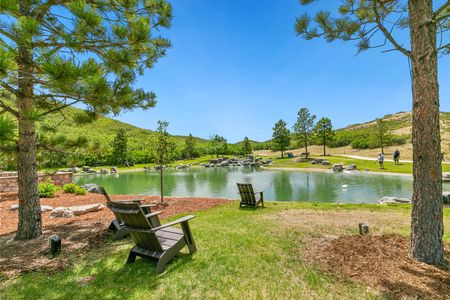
49,235 -> 62,256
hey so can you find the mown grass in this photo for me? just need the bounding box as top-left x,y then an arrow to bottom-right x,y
2,202 -> 449,299
269,155 -> 450,174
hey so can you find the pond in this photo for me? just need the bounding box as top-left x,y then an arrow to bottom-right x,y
73,167 -> 450,203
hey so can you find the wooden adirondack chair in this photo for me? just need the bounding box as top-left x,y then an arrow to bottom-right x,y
237,183 -> 264,208
98,186 -> 160,240
108,201 -> 197,274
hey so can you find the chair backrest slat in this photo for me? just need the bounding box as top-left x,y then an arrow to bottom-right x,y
237,183 -> 256,205
108,201 -> 163,252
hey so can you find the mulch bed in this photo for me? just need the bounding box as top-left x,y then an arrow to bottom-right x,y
0,192 -> 229,278
307,234 -> 450,299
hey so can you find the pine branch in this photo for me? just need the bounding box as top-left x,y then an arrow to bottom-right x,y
434,0 -> 449,21
372,0 -> 411,57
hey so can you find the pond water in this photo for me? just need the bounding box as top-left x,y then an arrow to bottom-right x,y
73,167 -> 450,203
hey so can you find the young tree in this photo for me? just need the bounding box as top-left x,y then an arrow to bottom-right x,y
112,129 -> 128,165
272,120 -> 291,158
0,0 -> 172,239
296,0 -> 449,264
183,134 -> 197,159
151,121 -> 176,204
241,136 -> 253,156
374,119 -> 391,155
293,108 -> 316,158
314,117 -> 334,156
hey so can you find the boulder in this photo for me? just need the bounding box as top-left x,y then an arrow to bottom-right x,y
69,167 -> 80,173
345,164 -> 357,171
100,168 -> 109,174
50,203 -> 105,218
10,204 -> 54,212
321,160 -> 331,166
332,164 -> 344,173
80,183 -> 101,194
378,196 -> 412,204
82,166 -> 90,172
314,159 -> 324,164
110,167 -> 118,173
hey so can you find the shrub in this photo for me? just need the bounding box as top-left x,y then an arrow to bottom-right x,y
38,179 -> 60,198
63,183 -> 87,195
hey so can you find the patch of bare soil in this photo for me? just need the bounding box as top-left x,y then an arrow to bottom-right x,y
307,234 -> 450,299
0,192 -> 228,278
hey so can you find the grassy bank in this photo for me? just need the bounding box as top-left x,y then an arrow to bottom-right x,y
269,155 -> 450,174
2,202 -> 450,299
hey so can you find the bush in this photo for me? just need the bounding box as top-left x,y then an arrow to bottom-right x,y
38,179 -> 60,198
63,183 -> 87,195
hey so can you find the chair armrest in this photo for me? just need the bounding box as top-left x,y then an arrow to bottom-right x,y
113,199 -> 142,203
145,211 -> 162,218
150,215 -> 196,233
140,204 -> 158,208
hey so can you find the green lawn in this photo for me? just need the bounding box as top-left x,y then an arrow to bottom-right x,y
269,155 -> 450,174
2,202 -> 449,299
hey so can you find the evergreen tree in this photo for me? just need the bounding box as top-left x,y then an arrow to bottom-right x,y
183,134 -> 197,159
293,108 -> 316,158
314,117 -> 334,156
272,120 -> 291,158
151,121 -> 176,203
373,119 -> 391,155
296,0 -> 449,264
210,134 -> 227,157
241,137 -> 253,156
0,0 -> 172,239
112,129 -> 128,165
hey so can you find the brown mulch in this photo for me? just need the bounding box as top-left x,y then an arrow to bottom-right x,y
0,192 -> 229,278
307,234 -> 450,299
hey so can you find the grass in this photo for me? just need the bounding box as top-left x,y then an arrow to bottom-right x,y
2,202 -> 449,299
269,155 -> 450,174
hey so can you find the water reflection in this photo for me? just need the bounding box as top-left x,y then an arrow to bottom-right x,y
73,168 -> 448,204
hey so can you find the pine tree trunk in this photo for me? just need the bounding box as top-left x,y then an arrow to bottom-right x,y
15,1 -> 42,240
323,137 -> 326,156
304,134 -> 309,158
408,0 -> 443,264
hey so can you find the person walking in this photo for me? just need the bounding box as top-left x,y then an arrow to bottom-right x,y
393,149 -> 400,165
377,153 -> 385,169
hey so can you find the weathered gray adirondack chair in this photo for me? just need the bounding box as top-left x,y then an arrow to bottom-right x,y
99,186 -> 160,240
237,183 -> 264,208
108,201 -> 197,274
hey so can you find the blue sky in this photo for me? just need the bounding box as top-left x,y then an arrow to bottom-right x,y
114,0 -> 450,143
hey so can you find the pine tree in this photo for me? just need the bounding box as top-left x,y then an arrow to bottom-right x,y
112,129 -> 128,165
296,0 -> 449,264
151,121 -> 176,203
0,0 -> 172,239
272,120 -> 291,158
374,119 -> 391,155
314,117 -> 334,156
241,136 -> 253,156
293,108 -> 316,158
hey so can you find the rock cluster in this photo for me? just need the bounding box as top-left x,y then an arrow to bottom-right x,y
202,157 -> 271,168
49,203 -> 105,218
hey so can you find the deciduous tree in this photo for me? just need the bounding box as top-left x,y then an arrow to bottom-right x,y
296,0 -> 449,264
151,120 -> 176,203
241,136 -> 253,156
0,0 -> 172,239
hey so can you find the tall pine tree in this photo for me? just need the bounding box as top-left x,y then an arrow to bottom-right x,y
296,0 -> 449,264
0,0 -> 172,239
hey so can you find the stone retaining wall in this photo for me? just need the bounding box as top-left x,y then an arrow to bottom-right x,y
0,172 -> 73,199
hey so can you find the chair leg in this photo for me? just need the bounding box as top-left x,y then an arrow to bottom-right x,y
113,227 -> 129,240
180,222 -> 197,254
126,251 -> 137,264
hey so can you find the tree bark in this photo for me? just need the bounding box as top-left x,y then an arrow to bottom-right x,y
15,1 -> 42,240
323,136 -> 326,156
160,168 -> 164,203
304,133 -> 309,158
408,0 -> 443,264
